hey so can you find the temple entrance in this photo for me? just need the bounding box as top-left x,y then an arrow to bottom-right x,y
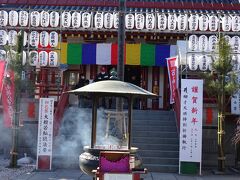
124,66 -> 141,87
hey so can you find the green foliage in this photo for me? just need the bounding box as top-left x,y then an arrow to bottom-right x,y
202,36 -> 239,103
5,31 -> 35,97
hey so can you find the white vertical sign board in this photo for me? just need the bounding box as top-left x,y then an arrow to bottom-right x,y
36,98 -> 54,170
179,79 -> 203,174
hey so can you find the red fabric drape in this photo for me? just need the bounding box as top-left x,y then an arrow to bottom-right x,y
28,102 -> 35,118
206,107 -> 213,125
111,43 -> 126,65
0,61 -> 5,92
111,43 -> 118,65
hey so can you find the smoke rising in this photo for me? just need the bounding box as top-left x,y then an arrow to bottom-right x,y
0,113 -> 12,158
53,106 -> 123,167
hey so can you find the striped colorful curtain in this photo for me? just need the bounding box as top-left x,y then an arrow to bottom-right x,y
141,44 -> 155,66
82,44 -> 96,64
155,45 -> 170,66
111,43 -> 118,65
67,43 -> 82,64
60,42 -> 67,64
96,43 -> 111,65
61,43 -> 171,66
126,44 -> 140,65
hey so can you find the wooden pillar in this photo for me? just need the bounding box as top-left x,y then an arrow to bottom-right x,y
90,65 -> 97,81
152,67 -> 160,110
91,95 -> 98,148
128,96 -> 133,150
140,67 -> 148,109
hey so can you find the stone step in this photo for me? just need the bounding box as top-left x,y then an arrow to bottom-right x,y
133,143 -> 179,151
138,150 -> 179,158
132,120 -> 176,126
143,164 -> 179,173
133,131 -> 178,138
133,110 -> 175,116
133,137 -> 179,144
142,157 -> 179,165
132,125 -> 177,132
52,155 -> 79,169
133,116 -> 173,121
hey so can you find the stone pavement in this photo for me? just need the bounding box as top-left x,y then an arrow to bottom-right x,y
15,169 -> 240,180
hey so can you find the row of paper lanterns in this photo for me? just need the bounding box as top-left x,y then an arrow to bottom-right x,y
0,49 -> 58,67
188,35 -> 240,53
187,54 -> 240,71
0,30 -> 59,47
0,10 -> 240,32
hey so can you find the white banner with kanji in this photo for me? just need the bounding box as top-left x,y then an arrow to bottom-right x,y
36,98 -> 54,170
167,56 -> 178,104
179,79 -> 203,163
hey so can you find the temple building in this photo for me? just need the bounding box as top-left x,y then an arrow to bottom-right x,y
0,0 -> 239,110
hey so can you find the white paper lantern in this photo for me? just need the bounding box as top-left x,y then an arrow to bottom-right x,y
72,11 -> 81,28
168,13 -> 177,31
0,50 -> 6,60
157,13 -> 167,30
188,14 -> 199,31
9,10 -> 18,26
232,15 -> 240,32
188,53 -> 198,71
8,30 -> 17,46
39,51 -> 48,66
231,54 -> 238,71
208,15 -> 219,32
29,51 -> 38,66
199,15 -> 209,31
62,11 -> 71,28
7,50 -> 17,61
237,54 -> 240,70
135,13 -> 144,30
0,10 -> 8,26
125,13 -> 135,29
49,51 -> 58,67
104,13 -> 113,29
40,11 -> 50,27
188,35 -> 198,51
0,30 -> 7,45
224,35 -> 231,45
177,14 -> 187,31
113,12 -> 119,29
198,35 -> 208,52
145,13 -> 155,30
17,31 -> 28,46
40,31 -> 49,47
231,36 -> 240,53
23,31 -> 28,46
19,11 -> 28,27
50,11 -> 59,27
30,11 -> 40,27
94,12 -> 103,29
22,51 -> 26,65
208,35 -> 218,52
207,56 -> 213,71
198,55 -> 208,71
29,31 -> 39,47
49,31 -> 58,47
82,12 -> 91,29
222,15 -> 232,31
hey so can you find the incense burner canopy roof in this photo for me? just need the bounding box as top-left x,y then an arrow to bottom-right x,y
68,80 -> 157,98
